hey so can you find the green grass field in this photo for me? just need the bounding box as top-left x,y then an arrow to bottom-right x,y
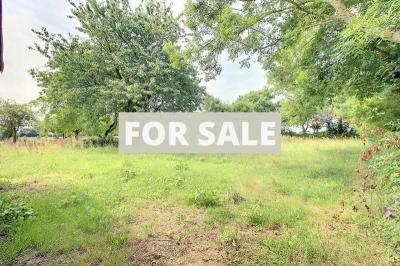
0,138 -> 395,265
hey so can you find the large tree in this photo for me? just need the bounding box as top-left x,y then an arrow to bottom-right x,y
31,0 -> 205,137
280,92 -> 320,133
231,88 -> 277,112
184,0 -> 400,131
0,99 -> 36,143
202,89 -> 277,112
201,93 -> 231,112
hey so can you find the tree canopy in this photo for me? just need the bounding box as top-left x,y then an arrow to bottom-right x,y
31,0 -> 205,137
0,99 -> 35,143
202,94 -> 231,112
202,88 -> 277,112
184,0 -> 400,131
231,89 -> 277,112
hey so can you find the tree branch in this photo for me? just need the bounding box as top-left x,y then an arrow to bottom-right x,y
104,113 -> 118,137
324,0 -> 351,22
245,0 -> 400,44
324,0 -> 400,43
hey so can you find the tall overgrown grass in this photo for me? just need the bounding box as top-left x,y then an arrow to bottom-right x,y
0,137 -> 398,265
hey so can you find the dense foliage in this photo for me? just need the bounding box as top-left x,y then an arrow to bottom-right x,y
184,0 -> 400,131
231,89 -> 277,112
31,0 -> 205,137
354,132 -> 400,251
202,93 -> 231,112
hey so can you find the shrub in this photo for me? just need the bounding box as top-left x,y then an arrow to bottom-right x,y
18,128 -> 39,138
281,128 -> 295,136
82,136 -> 118,147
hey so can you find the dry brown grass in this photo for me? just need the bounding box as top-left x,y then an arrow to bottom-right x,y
0,138 -> 74,152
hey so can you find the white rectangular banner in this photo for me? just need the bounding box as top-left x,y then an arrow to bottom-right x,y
119,113 -> 281,154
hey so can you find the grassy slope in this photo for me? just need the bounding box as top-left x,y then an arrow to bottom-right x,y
0,138 -> 394,265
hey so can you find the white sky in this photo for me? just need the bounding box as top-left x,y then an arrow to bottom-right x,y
0,0 -> 266,103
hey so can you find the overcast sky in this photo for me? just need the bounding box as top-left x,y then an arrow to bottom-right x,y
0,0 -> 266,103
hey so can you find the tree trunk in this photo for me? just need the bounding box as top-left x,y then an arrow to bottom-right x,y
337,118 -> 344,134
12,127 -> 17,143
105,119 -> 117,138
74,130 -> 80,140
301,125 -> 307,134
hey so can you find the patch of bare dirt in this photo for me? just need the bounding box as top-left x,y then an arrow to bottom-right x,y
12,251 -> 49,266
11,250 -> 78,266
127,205 -> 285,266
0,181 -> 62,199
128,205 -> 224,266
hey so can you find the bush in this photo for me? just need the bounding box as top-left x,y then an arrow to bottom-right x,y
82,136 -> 118,147
385,119 -> 400,132
18,128 -> 39,138
281,128 -> 295,136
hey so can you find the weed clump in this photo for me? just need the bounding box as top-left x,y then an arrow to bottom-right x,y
175,176 -> 186,188
121,170 -> 137,182
0,199 -> 36,235
208,207 -> 233,224
247,211 -> 267,227
175,161 -> 189,172
57,193 -> 85,208
225,191 -> 245,205
244,202 -> 267,227
217,226 -> 238,247
82,136 -> 118,147
108,232 -> 128,247
190,188 -> 219,208
355,134 -> 400,249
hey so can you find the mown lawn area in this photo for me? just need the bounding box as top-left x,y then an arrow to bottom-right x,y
0,138 -> 395,265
